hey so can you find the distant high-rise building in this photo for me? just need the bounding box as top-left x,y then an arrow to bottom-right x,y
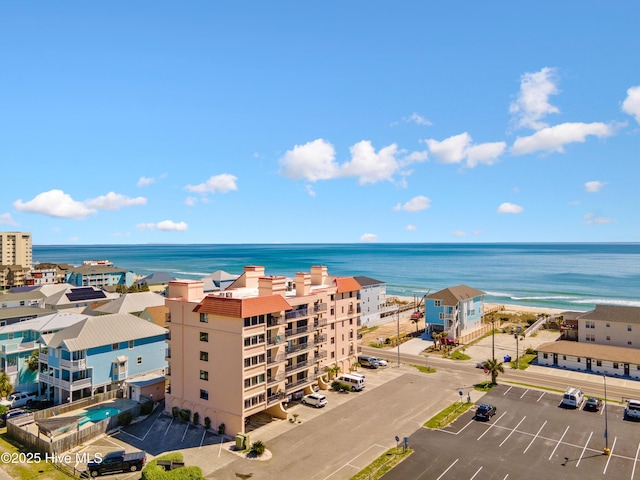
0,232 -> 32,269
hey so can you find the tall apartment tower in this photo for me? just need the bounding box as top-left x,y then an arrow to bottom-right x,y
164,265 -> 361,436
0,232 -> 32,268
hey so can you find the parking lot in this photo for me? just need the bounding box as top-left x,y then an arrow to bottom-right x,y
383,384 -> 640,480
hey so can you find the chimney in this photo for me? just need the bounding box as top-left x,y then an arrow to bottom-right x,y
311,266 -> 328,286
295,272 -> 311,296
243,266 -> 265,289
167,280 -> 204,302
258,276 -> 287,297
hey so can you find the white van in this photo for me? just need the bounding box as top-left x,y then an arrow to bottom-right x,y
561,387 -> 584,408
337,373 -> 366,391
624,399 -> 640,420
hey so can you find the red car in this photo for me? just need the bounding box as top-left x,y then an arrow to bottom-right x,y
440,337 -> 459,346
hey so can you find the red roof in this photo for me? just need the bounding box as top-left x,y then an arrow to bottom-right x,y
194,294 -> 291,318
333,277 -> 361,293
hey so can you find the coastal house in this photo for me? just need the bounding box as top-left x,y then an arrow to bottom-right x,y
354,276 -> 391,327
40,284 -> 120,313
93,291 -> 166,316
537,305 -> 640,378
0,312 -> 88,393
424,285 -> 486,343
136,272 -> 176,294
165,265 -> 361,436
0,265 -> 30,290
65,264 -> 135,289
201,270 -> 238,292
39,313 -> 168,404
0,290 -> 46,309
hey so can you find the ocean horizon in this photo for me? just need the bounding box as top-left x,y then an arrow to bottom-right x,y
33,242 -> 640,313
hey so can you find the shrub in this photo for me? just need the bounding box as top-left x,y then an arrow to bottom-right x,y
141,452 -> 203,480
141,400 -> 154,415
218,423 -> 225,435
192,412 -> 199,425
171,406 -> 179,418
525,347 -> 536,355
118,411 -> 133,426
249,440 -> 266,457
204,417 -> 211,430
331,380 -> 342,391
179,409 -> 191,422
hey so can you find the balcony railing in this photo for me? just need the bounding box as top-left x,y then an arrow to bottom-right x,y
286,377 -> 311,391
315,350 -> 327,360
267,392 -> 285,405
313,303 -> 327,313
315,334 -> 327,344
1,341 -> 38,354
267,315 -> 286,327
60,358 -> 87,370
267,374 -> 285,385
285,325 -> 309,337
267,353 -> 285,365
285,308 -> 309,320
40,375 -> 92,391
285,341 -> 315,355
314,318 -> 327,329
285,360 -> 312,373
267,336 -> 286,347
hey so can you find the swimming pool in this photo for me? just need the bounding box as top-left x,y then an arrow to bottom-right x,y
79,407 -> 121,426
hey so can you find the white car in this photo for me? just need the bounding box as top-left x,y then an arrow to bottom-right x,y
372,357 -> 388,367
301,393 -> 328,408
0,392 -> 37,408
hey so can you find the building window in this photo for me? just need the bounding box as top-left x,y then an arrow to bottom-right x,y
200,351 -> 208,361
439,313 -> 444,320
200,313 -> 208,323
577,358 -> 581,363
200,389 -> 208,400
434,300 -> 441,307
243,334 -> 265,347
586,334 -> 595,342
331,337 -> 335,344
597,360 -> 602,367
349,318 -> 353,325
585,321 -> 595,329
200,332 -> 209,342
128,340 -> 134,349
606,336 -> 611,341
613,362 -> 619,369
562,355 -> 567,360
543,353 -> 548,359
629,341 -> 633,346
112,343 -> 119,351
331,352 -> 335,359
136,356 -> 142,365
628,325 -> 633,332
200,370 -> 208,381
606,323 -> 610,327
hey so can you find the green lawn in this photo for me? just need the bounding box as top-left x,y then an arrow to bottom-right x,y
424,402 -> 474,429
350,447 -> 413,480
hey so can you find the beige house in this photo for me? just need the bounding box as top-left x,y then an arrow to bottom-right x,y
165,265 -> 361,436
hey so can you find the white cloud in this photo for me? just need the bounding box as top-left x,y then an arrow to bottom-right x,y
405,113 -> 433,126
136,220 -> 188,231
305,185 -> 316,197
184,197 -> 198,206
585,180 -> 607,193
472,230 -> 482,236
14,190 -> 97,219
622,85 -> 640,123
509,67 -> 560,130
426,133 -> 505,168
278,139 -> 339,181
511,122 -> 614,156
497,202 -> 524,214
406,225 -> 417,231
452,230 -> 467,237
85,192 -> 147,210
584,213 -> 615,225
340,141 -> 400,185
360,233 -> 378,242
136,176 -> 155,188
393,195 -> 431,212
0,213 -> 17,226
185,173 -> 238,194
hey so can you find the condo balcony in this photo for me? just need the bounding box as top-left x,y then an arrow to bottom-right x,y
313,303 -> 327,313
60,357 -> 87,371
267,353 -> 286,365
285,359 -> 313,373
285,376 -> 311,391
285,308 -> 309,320
313,318 -> 327,329
285,340 -> 315,355
315,333 -> 327,344
267,374 -> 285,386
285,324 -> 310,338
267,315 -> 286,327
267,335 -> 286,347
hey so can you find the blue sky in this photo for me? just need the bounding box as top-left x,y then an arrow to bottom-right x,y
1,2 -> 639,245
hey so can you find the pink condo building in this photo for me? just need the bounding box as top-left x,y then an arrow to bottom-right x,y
165,265 -> 361,436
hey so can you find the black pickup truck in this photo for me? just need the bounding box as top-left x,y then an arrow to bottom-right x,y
87,450 -> 146,477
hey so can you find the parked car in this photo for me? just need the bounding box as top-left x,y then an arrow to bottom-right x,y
0,392 -> 37,409
440,337 -> 459,347
624,399 -> 640,421
476,361 -> 486,369
371,357 -> 388,367
475,404 -> 497,421
25,399 -> 54,410
0,409 -> 29,426
301,393 -> 327,408
357,355 -> 379,369
87,450 -> 146,477
583,397 -> 602,412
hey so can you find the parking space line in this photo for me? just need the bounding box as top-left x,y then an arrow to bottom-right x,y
549,425 -> 570,461
199,429 -> 206,448
163,417 -> 174,436
180,422 -> 190,442
477,411 -> 507,441
499,416 -> 526,447
434,458 -> 458,480
519,389 -> 529,399
575,431 -> 593,467
218,436 -> 224,457
118,428 -> 144,441
631,442 -> 640,480
523,420 -> 547,454
536,392 -> 545,402
503,386 -> 513,396
322,443 -> 386,480
603,437 -> 617,475
469,466 -> 483,479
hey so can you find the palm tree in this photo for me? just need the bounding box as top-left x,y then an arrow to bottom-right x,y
0,372 -> 12,399
325,364 -> 341,380
483,358 -> 505,385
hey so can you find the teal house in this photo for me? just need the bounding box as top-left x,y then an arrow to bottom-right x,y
424,285 -> 485,342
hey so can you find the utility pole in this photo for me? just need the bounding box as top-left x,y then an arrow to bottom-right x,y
491,320 -> 495,361
396,306 -> 401,368
603,374 -> 610,455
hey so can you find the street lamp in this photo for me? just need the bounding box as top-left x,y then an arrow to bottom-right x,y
491,320 -> 495,361
603,374 -> 610,455
396,306 -> 401,368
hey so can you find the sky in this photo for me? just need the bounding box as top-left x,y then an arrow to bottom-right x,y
1,2 -> 639,245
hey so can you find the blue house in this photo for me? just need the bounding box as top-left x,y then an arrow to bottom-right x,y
0,312 -> 88,394
424,285 -> 485,342
65,264 -> 135,289
39,313 -> 167,404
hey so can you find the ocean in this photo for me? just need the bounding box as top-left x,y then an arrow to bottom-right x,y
32,243 -> 640,312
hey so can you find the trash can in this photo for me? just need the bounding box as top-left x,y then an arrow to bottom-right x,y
235,433 -> 249,450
